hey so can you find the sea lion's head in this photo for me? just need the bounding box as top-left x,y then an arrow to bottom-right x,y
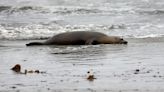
114,37 -> 128,44
99,36 -> 128,44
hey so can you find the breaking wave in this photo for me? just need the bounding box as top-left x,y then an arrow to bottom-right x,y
0,23 -> 164,40
0,0 -> 164,40
0,5 -> 48,14
0,5 -> 102,15
0,6 -> 11,12
1,5 -> 164,15
135,9 -> 164,15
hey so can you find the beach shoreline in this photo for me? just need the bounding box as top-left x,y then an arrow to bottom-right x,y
1,38 -> 164,92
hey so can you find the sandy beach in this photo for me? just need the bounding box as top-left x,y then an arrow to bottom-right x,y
0,37 -> 164,92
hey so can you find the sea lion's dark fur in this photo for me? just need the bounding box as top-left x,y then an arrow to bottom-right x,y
26,31 -> 127,46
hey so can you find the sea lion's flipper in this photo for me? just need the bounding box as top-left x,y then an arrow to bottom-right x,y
26,42 -> 43,46
85,39 -> 98,45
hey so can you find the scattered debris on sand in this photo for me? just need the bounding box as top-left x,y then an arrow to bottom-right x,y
87,70 -> 96,81
11,64 -> 46,74
134,69 -> 140,74
11,64 -> 21,73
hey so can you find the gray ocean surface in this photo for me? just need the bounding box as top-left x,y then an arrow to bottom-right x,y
0,0 -> 164,92
0,0 -> 164,39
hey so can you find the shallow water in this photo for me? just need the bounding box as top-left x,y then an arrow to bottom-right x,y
0,38 -> 164,92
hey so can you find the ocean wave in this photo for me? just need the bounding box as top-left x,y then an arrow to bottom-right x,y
0,24 -> 54,40
0,5 -> 48,14
0,23 -> 164,40
0,5 -> 103,15
0,5 -> 138,15
132,34 -> 164,38
0,24 -> 126,40
52,7 -> 102,15
1,5 -> 164,16
136,9 -> 164,15
0,6 -> 11,12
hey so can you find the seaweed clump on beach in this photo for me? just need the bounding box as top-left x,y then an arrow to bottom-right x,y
11,64 -> 21,73
11,64 -> 46,74
87,70 -> 96,81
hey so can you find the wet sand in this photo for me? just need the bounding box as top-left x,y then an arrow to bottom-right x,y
1,38 -> 164,92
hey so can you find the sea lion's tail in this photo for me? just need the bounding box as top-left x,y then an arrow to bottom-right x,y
26,42 -> 43,46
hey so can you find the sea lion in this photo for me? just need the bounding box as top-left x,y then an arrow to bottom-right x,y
26,31 -> 127,46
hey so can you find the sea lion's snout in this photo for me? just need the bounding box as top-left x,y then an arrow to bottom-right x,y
120,40 -> 128,44
123,41 -> 128,44
119,38 -> 128,44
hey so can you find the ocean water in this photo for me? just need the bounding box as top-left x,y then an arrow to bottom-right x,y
0,0 -> 164,39
1,0 -> 164,92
